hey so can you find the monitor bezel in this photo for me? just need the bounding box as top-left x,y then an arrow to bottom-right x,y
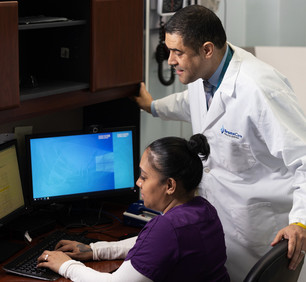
25,126 -> 139,207
0,139 -> 27,228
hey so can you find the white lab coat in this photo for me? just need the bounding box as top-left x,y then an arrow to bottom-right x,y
153,43 -> 306,282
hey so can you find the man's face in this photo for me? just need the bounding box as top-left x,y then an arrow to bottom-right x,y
165,33 -> 207,84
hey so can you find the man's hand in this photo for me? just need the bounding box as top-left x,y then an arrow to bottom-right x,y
271,225 -> 306,270
130,82 -> 153,113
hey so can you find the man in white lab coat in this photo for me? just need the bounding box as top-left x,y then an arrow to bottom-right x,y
134,5 -> 306,282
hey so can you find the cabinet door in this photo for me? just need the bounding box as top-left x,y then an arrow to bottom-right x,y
0,1 -> 19,110
91,0 -> 143,92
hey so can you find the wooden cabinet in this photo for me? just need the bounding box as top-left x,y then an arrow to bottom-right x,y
0,0 -> 143,123
0,1 -> 19,110
91,0 -> 143,91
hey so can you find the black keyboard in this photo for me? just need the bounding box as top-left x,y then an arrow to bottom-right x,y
3,230 -> 99,281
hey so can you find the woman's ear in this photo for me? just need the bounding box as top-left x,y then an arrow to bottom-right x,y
166,178 -> 177,195
202,41 -> 214,58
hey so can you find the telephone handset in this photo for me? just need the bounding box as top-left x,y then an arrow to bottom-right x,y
155,17 -> 175,86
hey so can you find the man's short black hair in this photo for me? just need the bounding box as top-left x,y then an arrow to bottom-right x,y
165,5 -> 227,53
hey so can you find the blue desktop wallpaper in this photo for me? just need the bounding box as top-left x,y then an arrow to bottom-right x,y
30,131 -> 134,200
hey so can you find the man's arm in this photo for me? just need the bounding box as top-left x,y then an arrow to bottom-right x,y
131,82 -> 191,122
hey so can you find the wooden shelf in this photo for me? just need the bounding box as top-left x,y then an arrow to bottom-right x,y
0,84 -> 140,124
18,19 -> 87,30
20,80 -> 89,101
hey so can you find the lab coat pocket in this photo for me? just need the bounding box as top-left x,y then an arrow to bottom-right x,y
219,139 -> 256,173
230,202 -> 278,256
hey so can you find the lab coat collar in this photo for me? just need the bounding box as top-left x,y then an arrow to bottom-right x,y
203,91 -> 226,130
217,42 -> 242,99
202,43 -> 242,130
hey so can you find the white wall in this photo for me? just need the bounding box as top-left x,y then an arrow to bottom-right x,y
217,0 -> 306,47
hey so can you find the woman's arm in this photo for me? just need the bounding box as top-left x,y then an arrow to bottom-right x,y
59,259 -> 152,282
91,236 -> 137,260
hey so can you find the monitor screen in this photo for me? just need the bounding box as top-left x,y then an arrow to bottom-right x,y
26,127 -> 138,205
0,140 -> 26,227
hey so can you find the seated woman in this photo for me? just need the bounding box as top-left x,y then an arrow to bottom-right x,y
37,134 -> 230,282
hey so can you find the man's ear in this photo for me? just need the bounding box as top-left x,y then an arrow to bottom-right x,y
166,178 -> 177,195
202,41 -> 214,58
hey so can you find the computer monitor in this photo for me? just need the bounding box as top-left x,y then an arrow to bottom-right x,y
0,140 -> 26,228
0,140 -> 27,262
25,127 -> 139,224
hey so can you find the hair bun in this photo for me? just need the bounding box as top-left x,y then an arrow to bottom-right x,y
187,134 -> 210,161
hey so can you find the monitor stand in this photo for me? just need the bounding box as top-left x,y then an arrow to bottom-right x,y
57,201 -> 113,227
59,213 -> 113,227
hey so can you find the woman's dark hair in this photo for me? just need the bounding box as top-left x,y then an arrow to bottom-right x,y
146,134 -> 210,192
165,5 -> 226,53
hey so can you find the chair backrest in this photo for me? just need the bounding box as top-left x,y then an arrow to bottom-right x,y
243,239 -> 305,282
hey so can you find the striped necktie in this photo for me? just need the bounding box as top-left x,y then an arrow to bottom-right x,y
204,80 -> 214,109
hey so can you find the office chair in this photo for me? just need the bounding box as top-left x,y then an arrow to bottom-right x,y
243,239 -> 305,282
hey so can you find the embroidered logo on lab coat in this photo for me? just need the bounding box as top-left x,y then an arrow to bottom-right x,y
221,125 -> 243,139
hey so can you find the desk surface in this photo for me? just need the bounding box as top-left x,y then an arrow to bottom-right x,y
0,202 -> 141,281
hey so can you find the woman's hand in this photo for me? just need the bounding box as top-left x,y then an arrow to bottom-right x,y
37,250 -> 71,273
54,240 -> 94,261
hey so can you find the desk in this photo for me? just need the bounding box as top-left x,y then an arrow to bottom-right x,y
0,202 -> 141,281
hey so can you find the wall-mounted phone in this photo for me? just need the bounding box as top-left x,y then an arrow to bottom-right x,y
155,17 -> 175,86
